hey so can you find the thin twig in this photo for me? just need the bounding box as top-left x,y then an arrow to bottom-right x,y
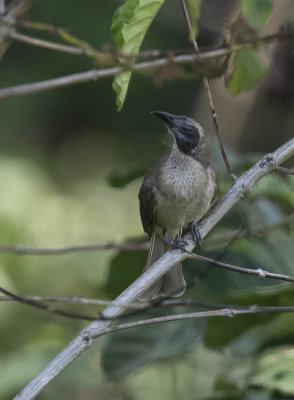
180,0 -> 235,180
16,19 -> 293,61
0,30 -> 293,100
10,31 -> 88,56
3,287 -> 294,330
0,287 -> 95,321
99,305 -> 294,337
189,253 -> 294,283
3,284 -> 294,329
0,294 -> 150,309
0,295 -> 235,310
276,166 -> 294,175
0,293 -> 233,322
16,19 -> 106,62
0,0 -> 34,60
1,294 -> 273,312
0,290 -> 248,322
0,214 -> 292,256
14,138 -> 294,400
0,241 -> 148,255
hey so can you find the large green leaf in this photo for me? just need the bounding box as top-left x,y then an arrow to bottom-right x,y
101,309 -> 204,380
228,48 -> 269,95
111,0 -> 165,110
104,249 -> 146,298
205,291 -> 294,352
127,343 -> 226,400
227,0 -> 273,95
252,174 -> 294,207
241,0 -> 273,31
250,346 -> 294,394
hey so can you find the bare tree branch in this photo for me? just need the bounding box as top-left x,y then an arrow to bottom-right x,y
0,286 -> 95,321
4,286 -> 294,337
0,0 -> 34,59
5,0 -> 33,19
0,214 -> 292,256
0,240 -> 148,255
15,19 -> 293,62
189,253 -> 294,283
1,29 -> 293,100
14,138 -> 294,400
0,294 -> 147,309
99,305 -> 294,336
16,19 -> 107,62
0,294 -> 268,311
0,295 -> 242,310
10,31 -> 89,55
276,166 -> 294,175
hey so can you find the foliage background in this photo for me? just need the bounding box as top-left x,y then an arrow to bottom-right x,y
0,0 -> 294,399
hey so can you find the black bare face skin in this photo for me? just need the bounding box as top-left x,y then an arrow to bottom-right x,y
152,111 -> 200,155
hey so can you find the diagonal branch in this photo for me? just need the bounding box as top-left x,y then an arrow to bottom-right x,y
14,137 -> 294,400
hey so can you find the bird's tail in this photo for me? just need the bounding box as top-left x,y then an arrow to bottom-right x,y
138,228 -> 186,301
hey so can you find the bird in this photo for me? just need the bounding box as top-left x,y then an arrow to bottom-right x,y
138,111 -> 218,301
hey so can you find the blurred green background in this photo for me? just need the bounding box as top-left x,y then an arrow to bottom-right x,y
0,0 -> 294,399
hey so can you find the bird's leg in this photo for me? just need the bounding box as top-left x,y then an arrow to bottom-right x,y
162,231 -> 188,251
188,222 -> 202,250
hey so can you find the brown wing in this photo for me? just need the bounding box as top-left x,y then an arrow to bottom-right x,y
138,167 -> 158,238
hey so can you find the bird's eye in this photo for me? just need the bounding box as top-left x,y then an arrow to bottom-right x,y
169,116 -> 173,121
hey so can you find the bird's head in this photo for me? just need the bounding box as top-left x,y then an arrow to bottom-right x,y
152,111 -> 205,155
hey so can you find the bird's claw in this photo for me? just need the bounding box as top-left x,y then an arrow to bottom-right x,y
163,236 -> 188,251
189,222 -> 202,250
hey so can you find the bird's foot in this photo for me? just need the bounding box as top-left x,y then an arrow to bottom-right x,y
188,222 -> 202,250
163,236 -> 188,251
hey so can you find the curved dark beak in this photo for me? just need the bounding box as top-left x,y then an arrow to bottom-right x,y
151,111 -> 177,127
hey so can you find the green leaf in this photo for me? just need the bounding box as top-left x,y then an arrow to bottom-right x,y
112,71 -> 132,111
186,0 -> 201,37
101,310 -> 204,380
252,174 -> 294,206
104,249 -> 146,297
250,346 -> 294,394
228,48 -> 269,95
205,276 -> 294,353
111,0 -> 165,110
127,343 -> 225,400
241,0 -> 273,31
